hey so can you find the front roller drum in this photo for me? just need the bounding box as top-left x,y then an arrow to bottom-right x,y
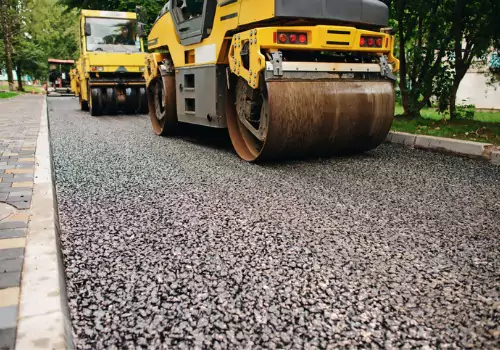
147,74 -> 177,135
227,78 -> 395,162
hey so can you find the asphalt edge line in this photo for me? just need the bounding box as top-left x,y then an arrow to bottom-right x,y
15,96 -> 75,350
386,131 -> 499,165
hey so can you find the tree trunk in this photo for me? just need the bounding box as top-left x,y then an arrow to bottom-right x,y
16,64 -> 23,92
449,70 -> 466,120
449,83 -> 459,120
396,1 -> 410,116
0,1 -> 15,91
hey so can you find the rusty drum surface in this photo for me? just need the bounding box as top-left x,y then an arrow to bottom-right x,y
227,79 -> 395,162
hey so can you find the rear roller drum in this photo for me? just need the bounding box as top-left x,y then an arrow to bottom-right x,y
90,87 -> 103,117
227,76 -> 395,162
147,74 -> 177,136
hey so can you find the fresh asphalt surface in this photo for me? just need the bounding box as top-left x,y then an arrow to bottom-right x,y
48,97 -> 499,349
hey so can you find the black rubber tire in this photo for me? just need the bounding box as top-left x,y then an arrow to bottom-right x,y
106,88 -> 117,115
137,87 -> 148,114
124,88 -> 138,114
90,88 -> 103,117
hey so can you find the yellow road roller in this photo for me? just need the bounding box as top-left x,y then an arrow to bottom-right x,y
73,10 -> 149,116
142,0 -> 399,161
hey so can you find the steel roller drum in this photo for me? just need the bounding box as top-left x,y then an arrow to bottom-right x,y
227,79 -> 395,162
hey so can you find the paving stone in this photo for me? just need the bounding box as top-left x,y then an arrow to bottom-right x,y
0,188 -> 32,194
11,182 -> 33,188
0,222 -> 27,230
0,258 -> 23,273
0,230 -> 25,239
5,169 -> 32,175
13,175 -> 34,180
0,306 -> 18,329
0,238 -> 25,249
0,194 -> 7,201
0,174 -> 13,179
15,164 -> 34,169
0,328 -> 16,350
6,194 -> 32,202
0,288 -> 20,307
7,202 -> 30,210
0,271 -> 21,289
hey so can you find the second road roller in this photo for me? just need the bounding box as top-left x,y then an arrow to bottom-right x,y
73,10 -> 149,116
141,0 -> 400,161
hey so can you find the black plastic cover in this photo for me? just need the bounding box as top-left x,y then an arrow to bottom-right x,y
275,0 -> 389,27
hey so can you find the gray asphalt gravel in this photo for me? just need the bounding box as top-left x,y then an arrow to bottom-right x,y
48,97 -> 500,349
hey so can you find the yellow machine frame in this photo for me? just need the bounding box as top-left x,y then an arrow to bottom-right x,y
144,2 -> 399,90
143,0 -> 400,162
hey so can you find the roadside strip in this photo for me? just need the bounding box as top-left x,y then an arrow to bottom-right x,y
15,97 -> 73,350
386,131 -> 500,165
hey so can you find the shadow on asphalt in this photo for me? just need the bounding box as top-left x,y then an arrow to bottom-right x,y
167,122 -> 379,166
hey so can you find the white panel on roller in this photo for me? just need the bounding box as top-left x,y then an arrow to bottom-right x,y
195,44 -> 217,64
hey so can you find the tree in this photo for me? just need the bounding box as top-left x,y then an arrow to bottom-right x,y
448,0 -> 500,119
58,0 -> 163,30
6,0 -> 80,89
0,0 -> 19,90
392,0 -> 453,117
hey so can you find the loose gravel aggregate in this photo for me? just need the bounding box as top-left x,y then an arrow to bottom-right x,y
48,97 -> 500,349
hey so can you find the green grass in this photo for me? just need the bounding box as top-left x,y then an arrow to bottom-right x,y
0,82 -> 43,94
392,105 -> 500,145
0,91 -> 19,99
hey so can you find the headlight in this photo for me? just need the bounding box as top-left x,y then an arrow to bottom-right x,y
91,66 -> 104,72
139,67 -> 145,72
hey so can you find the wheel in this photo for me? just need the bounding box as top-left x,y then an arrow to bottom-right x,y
106,88 -> 117,115
227,76 -> 395,162
137,87 -> 148,114
226,77 -> 269,162
147,74 -> 177,135
90,87 -> 103,116
79,94 -> 89,111
124,88 -> 138,114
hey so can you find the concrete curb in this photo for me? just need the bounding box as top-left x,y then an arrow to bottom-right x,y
15,96 -> 74,349
386,131 -> 499,165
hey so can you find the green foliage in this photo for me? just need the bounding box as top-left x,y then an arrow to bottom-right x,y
58,0 -> 163,32
392,0 -> 454,117
392,0 -> 500,119
0,0 -> 79,82
0,91 -> 19,98
391,117 -> 500,145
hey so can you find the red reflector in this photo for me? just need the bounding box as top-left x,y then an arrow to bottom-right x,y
299,34 -> 307,44
360,37 -> 366,46
289,34 -> 297,43
368,38 -> 375,47
273,32 -> 277,43
279,33 -> 287,43
376,38 -> 382,47
386,38 -> 389,47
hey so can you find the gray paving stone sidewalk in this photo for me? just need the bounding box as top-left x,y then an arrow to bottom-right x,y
0,94 -> 43,350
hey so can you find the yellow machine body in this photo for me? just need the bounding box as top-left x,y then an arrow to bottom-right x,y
72,10 -> 149,116
144,0 -> 400,161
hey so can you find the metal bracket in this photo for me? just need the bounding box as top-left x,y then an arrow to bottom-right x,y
379,55 -> 396,81
271,52 -> 283,77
